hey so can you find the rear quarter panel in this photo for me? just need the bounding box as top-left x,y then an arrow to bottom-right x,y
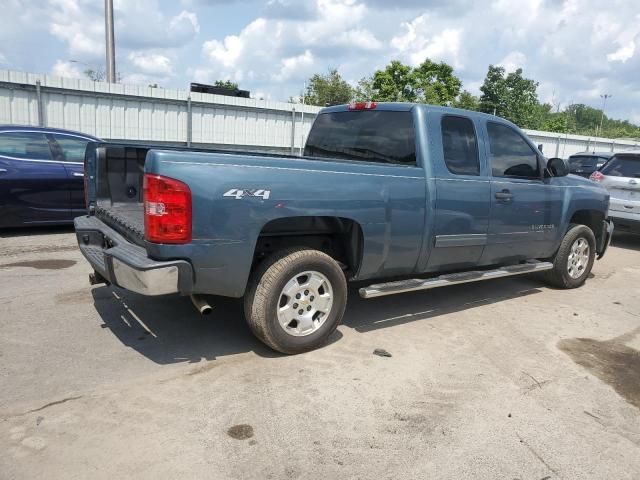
145,151 -> 427,297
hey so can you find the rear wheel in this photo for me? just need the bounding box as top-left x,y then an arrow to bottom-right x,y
244,248 -> 347,354
545,224 -> 596,288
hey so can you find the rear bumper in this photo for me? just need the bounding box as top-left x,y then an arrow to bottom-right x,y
597,219 -> 614,260
74,215 -> 193,296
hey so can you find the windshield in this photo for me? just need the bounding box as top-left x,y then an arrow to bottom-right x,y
600,154 -> 640,178
304,110 -> 416,166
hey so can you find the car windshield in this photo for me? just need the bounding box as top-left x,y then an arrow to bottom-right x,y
600,154 -> 640,178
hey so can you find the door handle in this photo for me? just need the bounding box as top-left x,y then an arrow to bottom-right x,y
72,172 -> 84,177
494,189 -> 513,200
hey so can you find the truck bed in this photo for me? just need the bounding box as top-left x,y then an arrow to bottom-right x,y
96,204 -> 144,241
87,142 -> 304,246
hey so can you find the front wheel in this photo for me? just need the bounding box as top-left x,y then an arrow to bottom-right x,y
545,224 -> 596,289
244,248 -> 347,354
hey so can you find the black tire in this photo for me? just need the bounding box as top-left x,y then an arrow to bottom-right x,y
545,224 -> 596,289
244,248 -> 347,354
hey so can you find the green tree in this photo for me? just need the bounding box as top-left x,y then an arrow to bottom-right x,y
214,80 -> 239,90
541,112 -> 569,133
412,59 -> 462,105
304,68 -> 354,106
368,59 -> 461,105
452,90 -> 480,111
353,76 -> 375,101
478,65 -> 507,116
84,68 -> 105,82
370,60 -> 415,102
479,66 -> 540,128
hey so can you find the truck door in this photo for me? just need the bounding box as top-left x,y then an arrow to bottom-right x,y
426,114 -> 491,271
481,121 -> 561,262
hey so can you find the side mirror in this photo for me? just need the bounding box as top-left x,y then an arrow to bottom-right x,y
538,144 -> 544,153
546,157 -> 569,177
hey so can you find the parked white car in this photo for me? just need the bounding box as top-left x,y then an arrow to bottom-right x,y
591,152 -> 640,234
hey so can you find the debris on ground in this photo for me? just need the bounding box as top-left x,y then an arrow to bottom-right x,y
373,348 -> 392,357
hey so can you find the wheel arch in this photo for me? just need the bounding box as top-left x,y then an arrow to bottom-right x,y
252,215 -> 365,278
568,209 -> 607,252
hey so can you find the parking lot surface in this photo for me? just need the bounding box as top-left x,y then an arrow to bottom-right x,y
1,228 -> 639,479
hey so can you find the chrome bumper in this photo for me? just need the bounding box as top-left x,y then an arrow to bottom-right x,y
74,215 -> 193,296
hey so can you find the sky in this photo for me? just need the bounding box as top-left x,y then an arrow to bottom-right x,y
0,0 -> 639,123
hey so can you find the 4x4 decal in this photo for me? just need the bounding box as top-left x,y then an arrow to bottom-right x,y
223,188 -> 271,200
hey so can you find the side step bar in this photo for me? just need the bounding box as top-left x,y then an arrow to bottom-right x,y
359,261 -> 554,299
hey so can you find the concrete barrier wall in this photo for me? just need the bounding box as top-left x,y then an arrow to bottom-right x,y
1,69 -> 639,157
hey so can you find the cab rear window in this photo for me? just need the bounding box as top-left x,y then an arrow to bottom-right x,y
304,111 -> 416,166
600,154 -> 640,178
568,156 -> 600,169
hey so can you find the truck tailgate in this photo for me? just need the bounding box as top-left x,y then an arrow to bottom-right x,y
87,144 -> 149,245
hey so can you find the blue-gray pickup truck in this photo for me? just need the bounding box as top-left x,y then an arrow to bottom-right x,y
75,102 -> 613,353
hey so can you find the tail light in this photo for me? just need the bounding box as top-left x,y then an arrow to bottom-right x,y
590,171 -> 605,182
143,173 -> 192,244
348,101 -> 377,110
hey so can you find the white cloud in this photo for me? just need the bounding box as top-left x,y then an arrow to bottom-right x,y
607,41 -> 636,63
47,0 -> 200,58
2,0 -> 640,125
199,0 -> 381,93
336,29 -> 383,51
51,60 -> 84,78
128,52 -> 173,76
48,0 -> 104,57
170,10 -> 200,36
498,51 -> 527,72
391,15 -> 463,68
273,50 -> 314,81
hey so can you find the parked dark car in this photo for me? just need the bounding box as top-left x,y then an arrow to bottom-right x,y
567,151 -> 614,178
0,126 -> 99,227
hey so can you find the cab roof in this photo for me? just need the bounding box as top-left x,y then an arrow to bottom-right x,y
320,102 -> 515,123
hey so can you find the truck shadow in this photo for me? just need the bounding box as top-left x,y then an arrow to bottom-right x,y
91,286 -> 280,364
611,232 -> 640,252
343,276 -> 543,333
91,275 -> 544,364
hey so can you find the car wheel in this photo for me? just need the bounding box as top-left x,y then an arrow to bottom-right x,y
545,223 -> 596,289
244,248 -> 347,354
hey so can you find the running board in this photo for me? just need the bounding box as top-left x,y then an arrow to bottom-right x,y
359,261 -> 554,299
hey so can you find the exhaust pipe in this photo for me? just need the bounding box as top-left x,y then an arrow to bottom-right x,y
89,270 -> 109,286
190,295 -> 213,315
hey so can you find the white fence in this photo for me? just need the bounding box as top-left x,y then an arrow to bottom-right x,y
1,69 -> 639,157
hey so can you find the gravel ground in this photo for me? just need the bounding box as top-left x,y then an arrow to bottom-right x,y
1,227 -> 639,479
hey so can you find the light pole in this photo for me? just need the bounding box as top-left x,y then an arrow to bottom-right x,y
598,94 -> 611,137
105,0 -> 116,83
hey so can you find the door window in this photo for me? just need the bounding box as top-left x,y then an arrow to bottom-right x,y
0,132 -> 52,160
50,134 -> 90,163
441,115 -> 479,175
487,123 -> 539,179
